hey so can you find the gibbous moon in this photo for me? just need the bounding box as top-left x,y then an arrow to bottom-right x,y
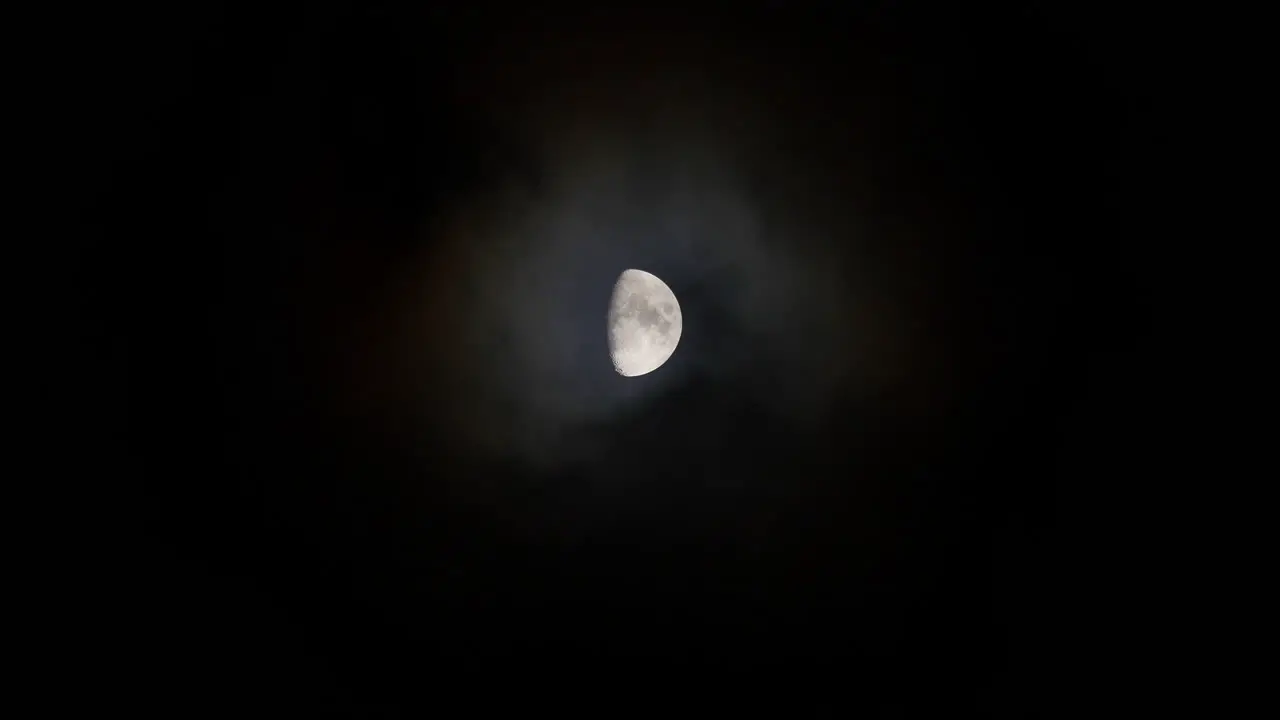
608,269 -> 683,377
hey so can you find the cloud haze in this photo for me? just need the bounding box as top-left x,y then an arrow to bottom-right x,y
353,20 -> 937,484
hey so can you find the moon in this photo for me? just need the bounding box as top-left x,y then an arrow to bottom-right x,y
608,269 -> 683,377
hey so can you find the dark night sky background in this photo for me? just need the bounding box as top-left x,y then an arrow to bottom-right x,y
70,1 -> 1170,715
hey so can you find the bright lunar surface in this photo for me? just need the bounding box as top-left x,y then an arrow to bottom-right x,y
608,269 -> 683,377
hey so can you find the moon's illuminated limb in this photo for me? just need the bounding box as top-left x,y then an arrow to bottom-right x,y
607,269 -> 682,377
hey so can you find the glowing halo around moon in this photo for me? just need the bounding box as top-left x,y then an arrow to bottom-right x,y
607,269 -> 682,377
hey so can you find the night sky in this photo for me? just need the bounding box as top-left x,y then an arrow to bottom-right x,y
73,1 -> 1165,715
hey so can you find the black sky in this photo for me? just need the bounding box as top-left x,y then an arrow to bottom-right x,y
73,1 -> 1166,715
